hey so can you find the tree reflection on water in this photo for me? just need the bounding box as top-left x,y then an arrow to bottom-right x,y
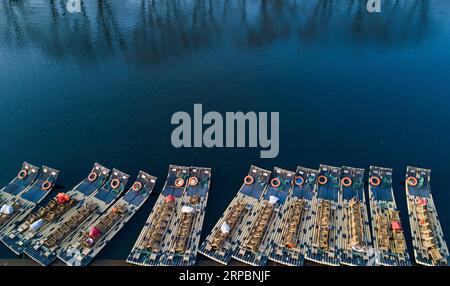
0,0 -> 441,65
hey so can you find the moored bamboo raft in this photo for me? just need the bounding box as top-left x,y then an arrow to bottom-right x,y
126,165 -> 192,266
305,164 -> 341,266
232,167 -> 294,266
405,166 -> 449,266
24,168 -> 129,266
267,166 -> 319,266
198,165 -> 271,265
368,166 -> 411,266
1,163 -> 109,255
58,171 -> 157,266
0,165 -> 59,232
338,166 -> 374,266
160,166 -> 211,266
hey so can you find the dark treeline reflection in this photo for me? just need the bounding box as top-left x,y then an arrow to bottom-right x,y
0,0 -> 439,65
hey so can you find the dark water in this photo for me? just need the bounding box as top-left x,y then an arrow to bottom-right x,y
1,0 -> 450,264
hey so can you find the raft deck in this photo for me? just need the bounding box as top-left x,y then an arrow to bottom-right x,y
305,164 -> 341,266
24,168 -> 128,266
126,165 -> 191,266
0,162 -> 39,205
368,166 -> 411,266
58,171 -> 156,266
1,163 -> 110,255
338,166 -> 374,266
232,167 -> 294,266
0,166 -> 59,232
267,166 -> 319,266
159,166 -> 211,266
405,166 -> 449,266
197,166 -> 271,265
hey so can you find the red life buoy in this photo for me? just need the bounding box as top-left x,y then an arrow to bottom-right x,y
244,175 -> 254,185
18,170 -> 28,180
271,178 -> 281,188
175,178 -> 185,188
42,180 -> 52,191
318,175 -> 328,185
188,176 -> 199,186
132,181 -> 142,191
406,176 -> 418,187
369,176 -> 381,186
110,178 -> 120,189
341,177 -> 352,187
294,176 -> 304,187
88,172 -> 98,182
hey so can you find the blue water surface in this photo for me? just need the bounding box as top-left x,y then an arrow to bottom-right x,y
0,0 -> 449,264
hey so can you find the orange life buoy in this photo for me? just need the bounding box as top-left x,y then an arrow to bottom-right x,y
294,176 -> 304,187
244,175 -> 254,185
271,178 -> 281,188
42,180 -> 52,191
110,178 -> 120,189
341,177 -> 352,187
132,181 -> 142,191
188,176 -> 199,186
406,176 -> 418,187
88,172 -> 98,182
175,178 -> 185,188
17,170 -> 28,180
369,176 -> 381,186
318,175 -> 328,185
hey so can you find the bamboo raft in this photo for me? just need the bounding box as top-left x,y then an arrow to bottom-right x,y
24,168 -> 129,266
232,167 -> 294,266
368,166 -> 411,266
405,166 -> 449,266
338,166 -> 374,266
305,164 -> 341,266
0,165 -> 59,232
160,166 -> 211,266
127,165 -> 211,266
1,163 -> 110,255
0,162 -> 39,207
58,171 -> 157,266
198,165 -> 271,265
126,165 -> 190,266
267,166 -> 319,266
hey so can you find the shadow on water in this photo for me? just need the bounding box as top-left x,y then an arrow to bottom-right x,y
0,0 -> 437,65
